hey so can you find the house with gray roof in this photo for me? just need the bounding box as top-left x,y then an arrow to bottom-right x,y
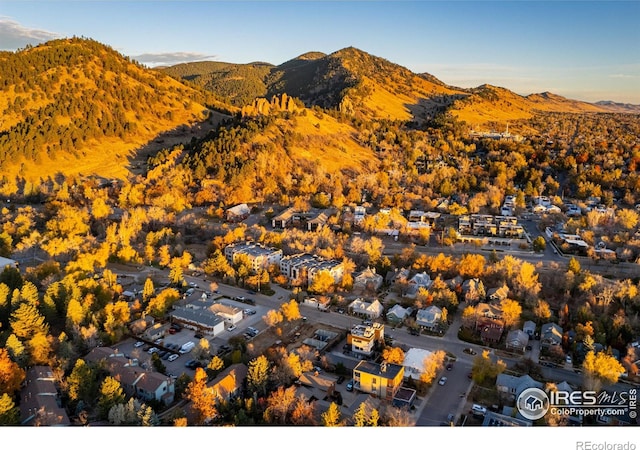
386,304 -> 410,324
416,305 -> 442,331
506,329 -> 529,353
496,374 -> 543,401
523,320 -> 536,337
20,366 -> 70,426
541,322 -> 563,349
170,306 -> 226,336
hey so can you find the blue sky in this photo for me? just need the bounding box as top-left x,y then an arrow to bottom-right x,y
1,1 -> 639,103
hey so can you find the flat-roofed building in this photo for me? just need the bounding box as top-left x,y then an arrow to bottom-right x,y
224,242 -> 282,272
347,322 -> 385,357
353,360 -> 404,401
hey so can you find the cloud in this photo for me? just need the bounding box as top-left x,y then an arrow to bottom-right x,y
0,17 -> 60,50
609,73 -> 636,79
131,52 -> 218,67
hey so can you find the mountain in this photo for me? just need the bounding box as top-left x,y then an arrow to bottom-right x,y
595,100 -> 640,113
164,47 -> 616,127
0,38 -> 213,182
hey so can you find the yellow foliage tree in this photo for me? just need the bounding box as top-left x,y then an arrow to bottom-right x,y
184,367 -> 217,425
420,349 -> 446,384
382,347 -> 405,365
582,350 -> 625,391
280,299 -> 302,322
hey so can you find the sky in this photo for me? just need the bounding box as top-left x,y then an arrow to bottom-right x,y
1,0 -> 639,104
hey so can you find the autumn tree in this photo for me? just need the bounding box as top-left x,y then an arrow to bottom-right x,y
264,385 -> 298,424
458,253 -> 486,278
461,305 -> 476,329
0,393 -> 19,425
472,350 -> 507,385
184,367 -> 217,425
10,302 -> 49,339
582,350 -> 625,391
98,376 -> 126,420
290,393 -> 317,425
0,348 -> 25,396
263,309 -> 283,328
382,347 -> 405,365
321,402 -> 343,427
142,278 -> 155,301
108,397 -> 159,426
500,298 -> 522,330
533,299 -> 552,323
66,358 -> 99,406
352,401 -> 369,427
280,299 -> 301,322
247,355 -> 270,397
207,355 -> 224,374
308,270 -> 336,294
145,288 -> 180,318
420,349 -> 446,384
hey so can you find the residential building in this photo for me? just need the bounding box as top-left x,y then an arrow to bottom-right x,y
224,242 -> 282,272
457,214 -> 525,239
406,271 -> 432,299
386,304 -> 410,324
348,298 -> 384,319
402,348 -> 432,381
20,366 -> 70,426
487,284 -> 509,302
475,302 -> 505,344
540,322 -> 563,349
271,206 -> 297,229
347,322 -> 385,357
225,203 -> 250,222
496,374 -> 543,401
353,267 -> 384,293
169,306 -> 226,336
208,364 -> 248,403
353,360 -> 404,401
85,348 -> 175,405
523,320 -> 536,338
506,329 -> 530,353
416,305 -> 443,331
279,253 -> 344,287
302,296 -> 331,311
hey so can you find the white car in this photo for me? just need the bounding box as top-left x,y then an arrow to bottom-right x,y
134,341 -> 144,348
227,325 -> 236,331
168,354 -> 179,362
438,376 -> 448,386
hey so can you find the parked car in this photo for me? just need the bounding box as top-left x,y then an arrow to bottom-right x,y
244,309 -> 256,315
161,352 -> 171,360
337,308 -> 345,314
336,375 -> 345,384
438,376 -> 448,386
446,363 -> 453,371
168,354 -> 179,362
346,380 -> 354,392
227,325 -> 236,332
148,347 -> 159,354
134,341 -> 144,348
463,348 -> 477,355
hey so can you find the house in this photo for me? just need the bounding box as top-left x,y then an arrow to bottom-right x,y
348,298 -> 384,319
406,272 -> 433,299
386,304 -> 410,324
392,387 -> 417,409
302,296 -> 331,312
523,320 -> 536,338
540,322 -> 563,349
506,329 -> 530,353
347,322 -> 385,357
353,360 -> 404,401
209,302 -> 244,326
85,348 -> 175,405
142,322 -> 169,341
272,206 -> 297,229
402,348 -> 432,380
353,267 -> 384,294
482,410 -> 532,427
496,374 -> 543,401
280,253 -> 344,287
208,363 -> 248,403
225,203 -> 250,222
224,242 -> 282,272
487,284 -> 509,302
169,305 -> 226,336
129,314 -> 155,336
416,305 -> 443,331
386,268 -> 410,285
20,366 -> 70,426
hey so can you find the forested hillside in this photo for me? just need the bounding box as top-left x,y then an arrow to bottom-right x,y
0,38 -> 212,183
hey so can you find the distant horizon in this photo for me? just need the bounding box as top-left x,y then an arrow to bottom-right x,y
1,1 -> 639,104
